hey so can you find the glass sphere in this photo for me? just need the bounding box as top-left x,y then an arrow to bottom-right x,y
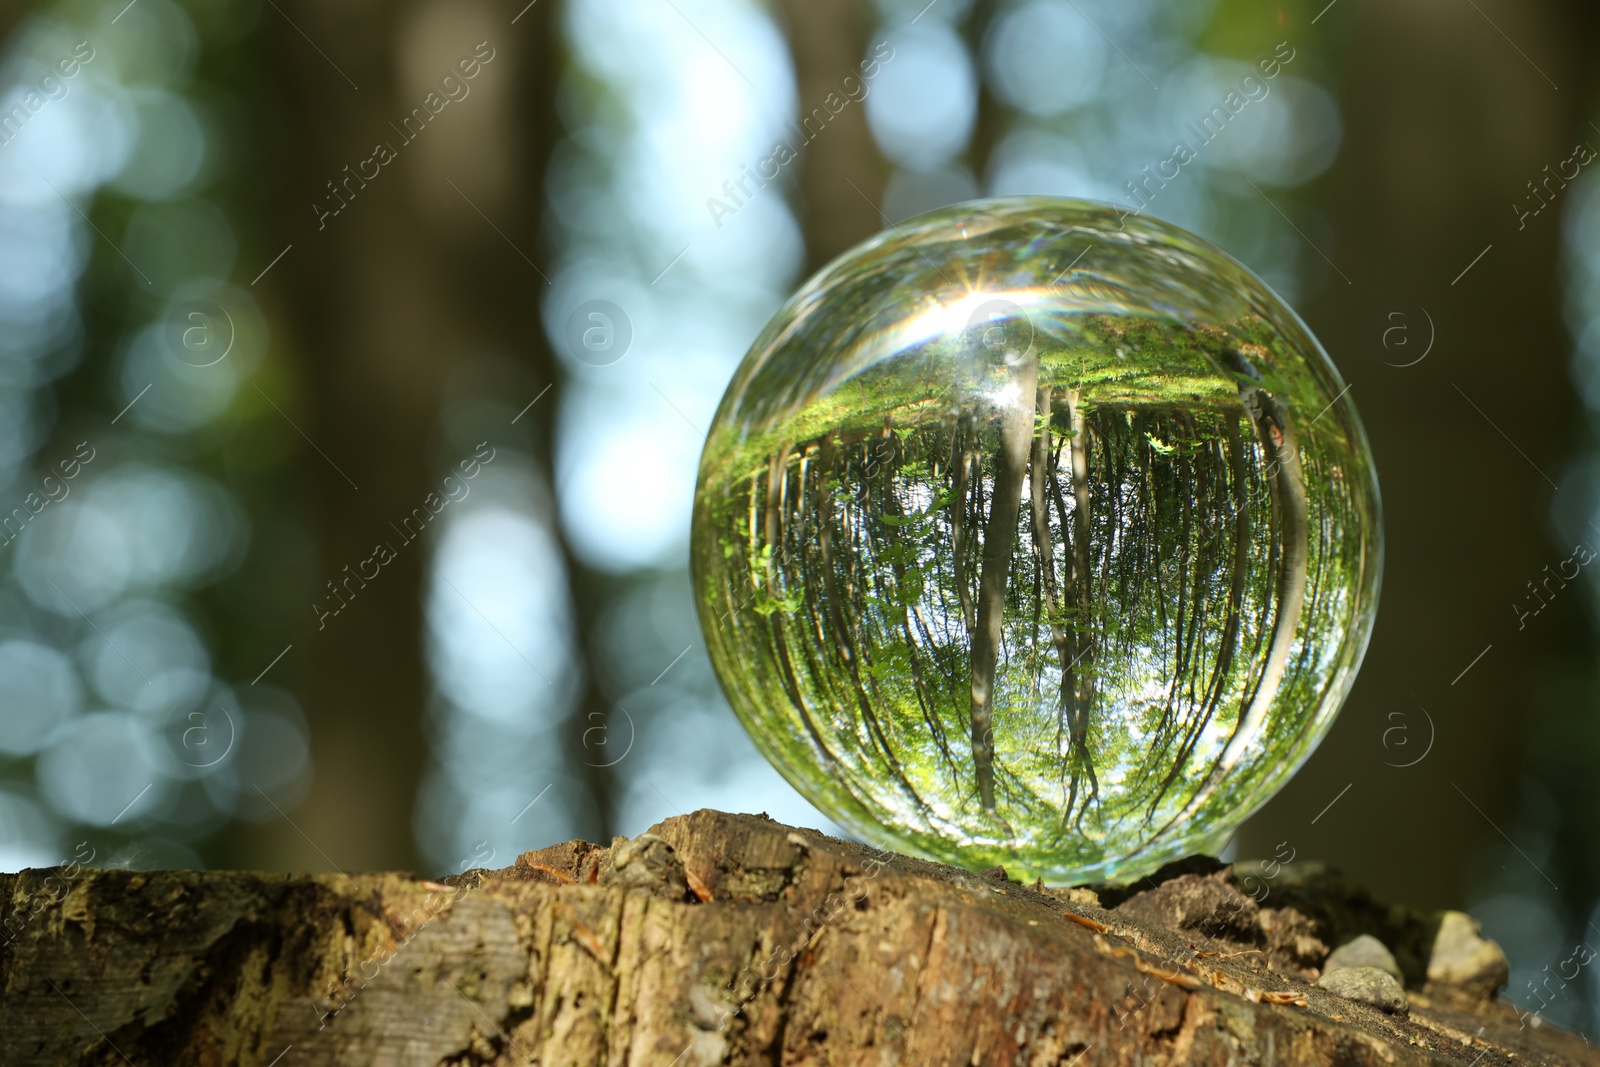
691,198 -> 1381,884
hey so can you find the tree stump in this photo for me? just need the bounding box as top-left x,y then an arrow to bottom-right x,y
0,809 -> 1590,1065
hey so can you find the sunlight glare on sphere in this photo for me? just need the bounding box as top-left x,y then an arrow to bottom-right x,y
690,198 -> 1381,884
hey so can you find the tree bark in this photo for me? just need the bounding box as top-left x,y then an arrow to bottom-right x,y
1235,0 -> 1599,912
256,0 -> 618,866
3,814 -> 1588,1066
969,355 -> 1040,811
1028,388 -> 1073,747
775,0 -> 889,274
1159,385 -> 1309,841
259,0 -> 568,870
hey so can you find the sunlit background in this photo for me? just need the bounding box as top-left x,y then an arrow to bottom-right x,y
1,0 -> 1598,1036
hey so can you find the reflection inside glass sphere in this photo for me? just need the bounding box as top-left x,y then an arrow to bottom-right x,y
692,197 -> 1380,884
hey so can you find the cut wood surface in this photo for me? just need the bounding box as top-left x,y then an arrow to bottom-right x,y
0,809 -> 1590,1066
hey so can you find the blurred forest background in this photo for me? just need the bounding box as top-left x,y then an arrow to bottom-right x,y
1,0 -> 1599,1035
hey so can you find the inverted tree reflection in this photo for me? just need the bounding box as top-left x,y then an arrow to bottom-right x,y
698,310 -> 1369,877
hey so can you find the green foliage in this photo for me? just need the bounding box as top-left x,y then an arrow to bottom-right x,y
690,201 -> 1379,883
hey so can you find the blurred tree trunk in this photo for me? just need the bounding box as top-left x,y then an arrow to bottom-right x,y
518,10 -> 622,846
964,0 -> 1006,186
0,6 -> 29,47
255,0 -> 566,871
1238,0 -> 1599,907
777,0 -> 890,273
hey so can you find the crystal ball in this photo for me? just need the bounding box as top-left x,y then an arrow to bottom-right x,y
691,198 -> 1381,884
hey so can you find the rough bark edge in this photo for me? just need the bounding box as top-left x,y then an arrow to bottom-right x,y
0,809 -> 1589,1066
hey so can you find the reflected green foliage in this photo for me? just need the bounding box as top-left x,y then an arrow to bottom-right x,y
692,199 -> 1381,883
